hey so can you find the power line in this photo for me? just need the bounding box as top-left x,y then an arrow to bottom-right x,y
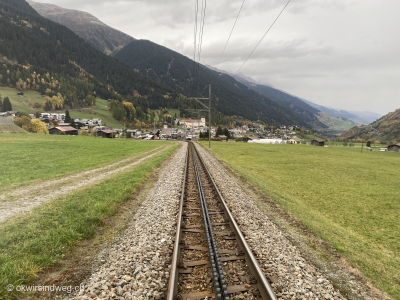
216,0 -> 246,68
234,0 -> 291,77
191,0 -> 199,96
194,0 -> 207,95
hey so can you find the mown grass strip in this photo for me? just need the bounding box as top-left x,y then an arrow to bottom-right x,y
0,143 -> 179,300
0,134 -> 168,191
202,142 -> 400,299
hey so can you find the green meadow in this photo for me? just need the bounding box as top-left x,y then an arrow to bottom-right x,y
0,123 -> 27,134
0,86 -> 121,128
0,134 -> 179,299
0,143 -> 177,299
0,134 -> 169,191
203,142 -> 400,299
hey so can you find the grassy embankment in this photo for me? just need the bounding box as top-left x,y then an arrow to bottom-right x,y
0,135 -> 179,299
203,142 -> 400,299
0,86 -> 121,128
0,123 -> 27,133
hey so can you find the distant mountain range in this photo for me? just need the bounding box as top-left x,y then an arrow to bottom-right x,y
341,109 -> 400,143
28,0 -> 134,55
230,70 -> 382,127
301,99 -> 382,125
23,0 -> 384,133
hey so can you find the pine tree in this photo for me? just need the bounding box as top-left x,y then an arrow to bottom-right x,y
215,126 -> 223,137
65,109 -> 71,123
0,99 -> 3,112
3,97 -> 12,111
223,128 -> 231,139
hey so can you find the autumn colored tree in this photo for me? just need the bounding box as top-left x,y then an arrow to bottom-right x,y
30,119 -> 49,134
79,129 -> 89,136
14,117 -> 48,134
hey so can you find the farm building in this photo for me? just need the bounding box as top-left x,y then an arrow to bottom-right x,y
289,136 -> 302,144
49,126 -> 78,135
216,135 -> 228,141
387,143 -> 400,152
6,111 -> 19,117
310,138 -> 325,146
244,136 -> 259,142
248,139 -> 286,144
97,129 -> 116,138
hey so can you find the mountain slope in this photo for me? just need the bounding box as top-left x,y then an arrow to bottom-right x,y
302,99 -> 381,125
341,109 -> 400,143
28,0 -> 134,55
234,77 -> 327,129
114,40 -> 307,127
0,0 -> 176,117
207,66 -> 358,133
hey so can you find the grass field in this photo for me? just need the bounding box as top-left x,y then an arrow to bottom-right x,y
66,98 -> 121,128
0,123 -> 27,133
0,86 -> 45,115
0,86 -> 121,128
202,142 -> 400,299
0,143 -> 178,299
0,134 -> 169,191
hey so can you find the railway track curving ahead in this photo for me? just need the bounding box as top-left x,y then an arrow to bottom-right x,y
167,143 -> 277,300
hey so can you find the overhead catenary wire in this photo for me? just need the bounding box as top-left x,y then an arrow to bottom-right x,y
191,0 -> 199,97
193,0 -> 207,96
234,0 -> 291,77
216,0 -> 246,69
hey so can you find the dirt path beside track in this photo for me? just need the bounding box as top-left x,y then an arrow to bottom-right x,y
0,145 -> 171,224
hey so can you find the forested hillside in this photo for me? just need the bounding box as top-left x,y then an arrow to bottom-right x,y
0,0 -> 309,128
235,78 -> 328,129
114,40 -> 307,127
0,0 -> 210,126
341,109 -> 400,144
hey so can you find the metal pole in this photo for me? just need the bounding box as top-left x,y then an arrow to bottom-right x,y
209,84 -> 211,150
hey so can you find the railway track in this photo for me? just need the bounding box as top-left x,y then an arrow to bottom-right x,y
167,143 -> 277,300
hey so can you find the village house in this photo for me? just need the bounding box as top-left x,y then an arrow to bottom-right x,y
49,126 -> 78,135
40,113 -> 65,120
216,135 -> 228,141
288,136 -> 302,144
6,111 -> 19,117
97,129 -> 117,138
310,138 -> 325,146
387,143 -> 400,152
180,118 -> 206,129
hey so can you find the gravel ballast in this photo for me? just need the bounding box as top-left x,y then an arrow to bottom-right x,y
72,143 -> 187,300
71,142 -> 382,300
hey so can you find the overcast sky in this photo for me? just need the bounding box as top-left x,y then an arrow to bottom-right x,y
32,0 -> 400,115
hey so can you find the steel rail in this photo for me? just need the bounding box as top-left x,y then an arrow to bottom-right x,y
193,143 -> 277,300
167,143 -> 277,299
192,143 -> 229,300
166,146 -> 189,300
